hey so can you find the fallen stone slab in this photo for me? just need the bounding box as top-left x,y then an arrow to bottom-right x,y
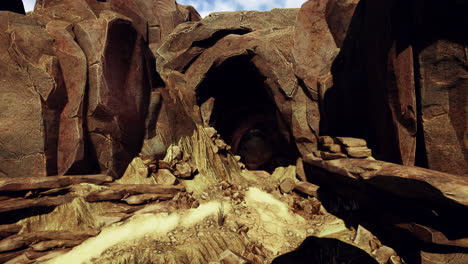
320,151 -> 347,160
34,248 -> 71,262
4,252 -> 31,264
96,212 -> 131,227
0,195 -> 77,214
345,147 -> 372,158
0,249 -> 26,264
123,193 -> 176,205
304,158 -> 468,207
84,184 -> 185,202
0,175 -> 112,192
294,181 -> 319,197
30,239 -> 84,252
336,137 -> 367,147
0,225 -> 22,240
0,230 -> 98,252
322,144 -> 342,153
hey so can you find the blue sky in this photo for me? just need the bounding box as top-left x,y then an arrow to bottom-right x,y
22,0 -> 305,17
179,0 -> 306,17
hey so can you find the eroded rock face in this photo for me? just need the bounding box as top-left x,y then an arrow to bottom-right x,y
322,0 -> 467,175
0,0 -> 200,178
152,9 -> 317,164
0,12 -> 63,177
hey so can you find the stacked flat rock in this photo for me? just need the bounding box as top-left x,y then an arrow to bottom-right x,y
315,136 -> 373,160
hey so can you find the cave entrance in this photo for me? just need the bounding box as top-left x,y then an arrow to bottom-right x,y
196,55 -> 298,172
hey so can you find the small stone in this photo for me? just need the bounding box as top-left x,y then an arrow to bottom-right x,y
204,127 -> 217,139
388,255 -> 402,264
369,238 -> 382,251
220,181 -> 230,189
345,147 -> 372,158
307,228 -> 315,234
191,200 -> 200,208
304,204 -> 315,214
154,169 -> 177,185
164,145 -> 182,161
234,155 -> 241,161
215,139 -> 228,150
175,162 -> 192,178
374,246 -> 396,263
302,153 -> 322,165
322,143 -> 342,153
219,249 -> 249,264
279,178 -> 296,194
319,136 -> 335,145
158,160 -> 173,170
250,170 -> 270,178
320,151 -> 348,160
354,225 -> 375,251
336,137 -> 367,147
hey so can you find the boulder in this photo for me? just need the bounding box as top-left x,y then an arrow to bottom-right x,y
154,169 -> 177,186
279,178 -> 296,194
0,174 -> 111,192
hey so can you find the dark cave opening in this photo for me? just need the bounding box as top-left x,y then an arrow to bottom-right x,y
196,55 -> 298,171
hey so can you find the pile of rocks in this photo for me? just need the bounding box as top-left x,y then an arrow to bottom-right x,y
0,175 -> 190,263
203,127 -> 232,154
314,136 -> 373,160
141,145 -> 198,185
203,127 -> 246,170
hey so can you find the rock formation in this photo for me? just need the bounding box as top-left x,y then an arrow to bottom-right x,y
0,0 -> 466,263
0,0 -> 201,178
322,0 -> 467,175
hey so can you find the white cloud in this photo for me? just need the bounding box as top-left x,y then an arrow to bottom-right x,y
22,0 -> 306,17
284,0 -> 307,8
180,0 -> 306,18
22,0 -> 36,12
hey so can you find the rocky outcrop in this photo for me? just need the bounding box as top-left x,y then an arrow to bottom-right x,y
0,0 -> 200,178
151,9 -> 317,167
321,0 -> 467,175
0,13 -> 64,178
0,1 -> 466,264
303,155 -> 468,264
